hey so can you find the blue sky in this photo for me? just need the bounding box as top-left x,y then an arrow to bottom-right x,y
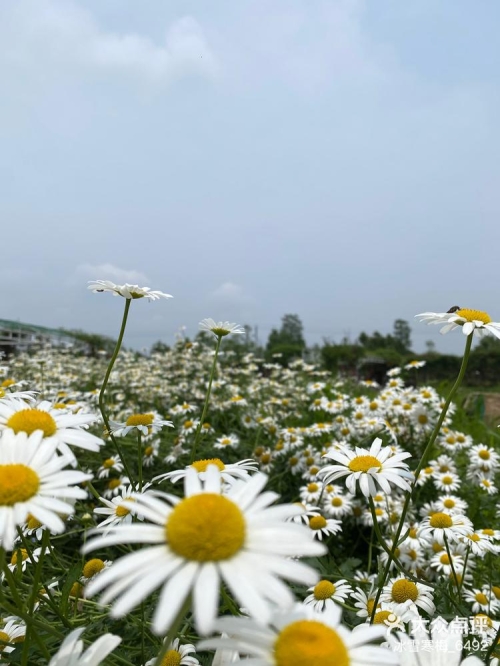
1,0 -> 499,354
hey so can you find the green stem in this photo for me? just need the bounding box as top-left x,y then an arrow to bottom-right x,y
370,333 -> 473,618
190,336 -> 222,463
98,299 -> 136,489
443,533 -> 460,597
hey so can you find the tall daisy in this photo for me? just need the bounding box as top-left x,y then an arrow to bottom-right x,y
0,430 -> 90,550
415,308 -> 500,339
83,467 -> 326,635
199,604 -> 399,666
88,280 -> 172,301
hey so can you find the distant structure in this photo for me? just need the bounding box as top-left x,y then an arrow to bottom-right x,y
0,319 -> 89,356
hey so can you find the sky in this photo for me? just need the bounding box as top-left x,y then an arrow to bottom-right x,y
1,0 -> 499,354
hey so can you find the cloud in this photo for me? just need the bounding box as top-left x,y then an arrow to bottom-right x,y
0,0 -> 218,89
75,263 -> 150,285
209,282 -> 248,305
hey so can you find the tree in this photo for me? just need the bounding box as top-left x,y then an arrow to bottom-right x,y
393,319 -> 412,352
266,314 -> 306,365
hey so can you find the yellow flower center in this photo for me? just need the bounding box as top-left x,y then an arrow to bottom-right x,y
418,414 -> 429,424
331,498 -> 343,507
108,479 -> 121,490
144,446 -> 154,457
307,483 -> 319,492
409,528 -> 418,538
183,420 -> 194,429
166,494 -> 245,561
391,579 -> 418,603
479,449 -> 490,460
373,610 -> 393,625
161,650 -> 182,666
125,413 -> 154,426
456,309 -> 491,324
191,459 -> 225,473
366,598 -> 376,615
27,513 -> 42,530
441,475 -> 453,485
443,499 -> 455,509
2,378 -> 15,387
69,582 -> 83,598
309,515 -> 327,530
430,512 -> 453,529
313,580 -> 335,600
10,548 -> 29,565
83,558 -> 105,578
103,458 -> 115,469
482,528 -> 494,536
0,631 -> 10,651
440,554 -> 450,564
115,504 -> 131,517
348,455 -> 382,473
273,620 -> 349,666
0,464 -> 40,505
492,586 -> 500,600
6,408 -> 57,437
475,592 -> 488,605
469,533 -> 480,542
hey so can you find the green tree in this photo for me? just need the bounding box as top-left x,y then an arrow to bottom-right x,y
393,319 -> 412,352
266,314 -> 306,365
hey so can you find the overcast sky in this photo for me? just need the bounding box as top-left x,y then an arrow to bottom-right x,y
1,0 -> 499,355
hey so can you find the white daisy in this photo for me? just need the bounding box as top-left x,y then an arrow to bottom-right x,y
88,280 -> 172,301
144,639 -> 200,666
48,627 -> 121,666
199,319 -> 245,338
154,458 -> 258,486
415,308 -> 500,339
303,579 -> 353,611
83,467 -> 326,635
94,484 -> 148,532
110,412 -> 173,437
381,576 -> 435,616
320,437 -> 412,498
418,512 -> 474,545
199,604 -> 399,666
0,430 -> 90,550
0,398 -> 103,463
0,617 -> 26,657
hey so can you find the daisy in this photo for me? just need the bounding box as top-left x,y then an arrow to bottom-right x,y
88,280 -> 172,301
145,639 -> 200,666
83,467 -> 326,635
199,604 -> 398,666
94,484 -> 148,532
322,491 -> 354,519
97,456 -> 124,479
463,588 -> 500,614
415,308 -> 500,339
320,438 -> 412,498
48,627 -> 121,666
199,319 -> 245,338
110,412 -> 173,437
0,398 -> 103,462
0,617 -> 26,657
303,579 -> 353,611
214,434 -> 240,450
307,513 -> 342,540
0,430 -> 90,551
381,576 -> 435,616
418,512 -> 474,545
154,458 -> 258,486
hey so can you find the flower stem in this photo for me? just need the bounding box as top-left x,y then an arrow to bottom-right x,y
98,299 -> 136,490
190,336 -> 222,463
370,333 -> 473,619
154,594 -> 192,666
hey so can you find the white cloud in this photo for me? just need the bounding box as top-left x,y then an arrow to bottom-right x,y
208,282 -> 253,305
0,0 -> 218,88
76,263 -> 150,285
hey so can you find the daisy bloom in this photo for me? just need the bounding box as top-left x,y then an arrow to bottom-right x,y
83,467 -> 326,635
145,639 -> 200,666
320,438 -> 412,498
0,398 -> 103,462
97,456 -> 124,479
463,588 -> 500,614
199,604 -> 399,666
418,512 -> 474,545
0,430 -> 90,551
308,513 -> 342,540
48,627 -> 121,666
94,484 -> 148,532
214,434 -> 240,450
199,319 -> 245,338
0,617 -> 26,656
304,579 -> 353,611
88,280 -> 172,301
154,458 -> 258,486
110,412 -> 173,437
381,576 -> 435,616
415,308 -> 500,339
